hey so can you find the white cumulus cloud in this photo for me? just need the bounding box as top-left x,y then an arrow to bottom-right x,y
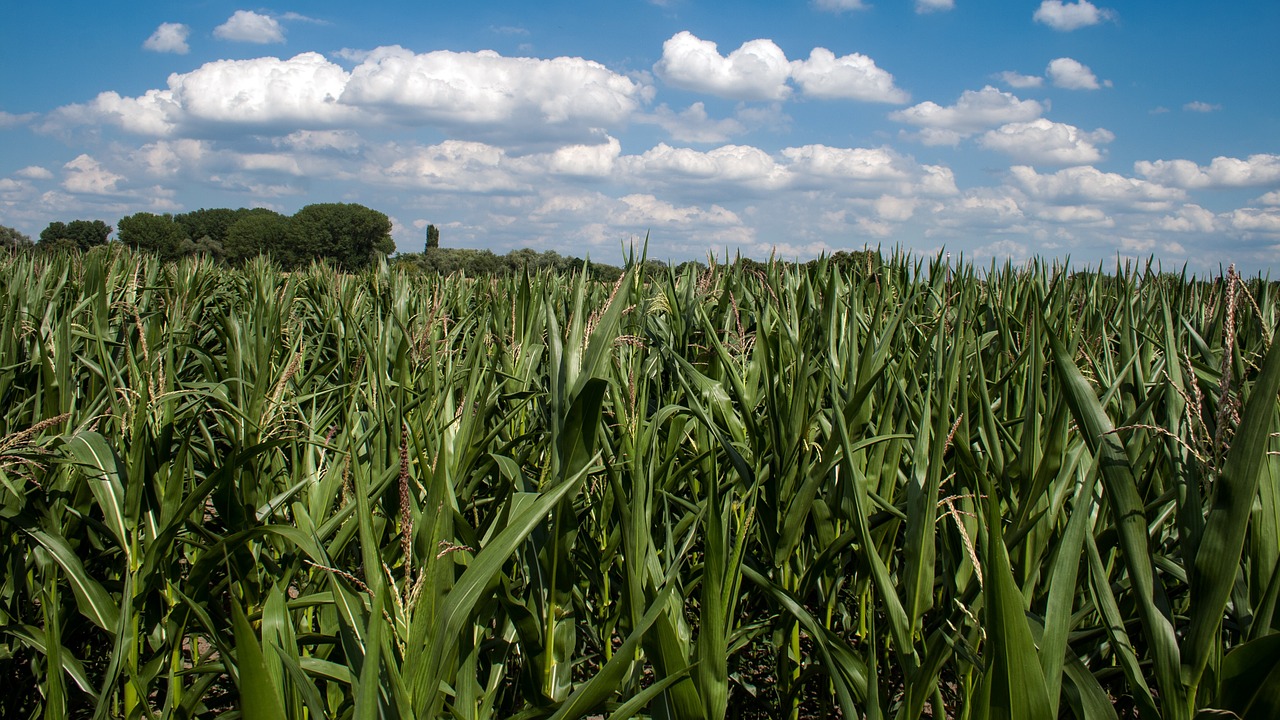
890,86 -> 1044,139
615,193 -> 742,227
790,48 -> 909,103
16,166 -> 54,180
654,32 -> 792,101
1228,208 -> 1280,234
622,143 -> 791,190
1146,204 -> 1217,233
143,23 -> 190,54
343,46 -> 648,140
46,47 -> 646,144
214,10 -> 285,44
997,71 -> 1044,89
1033,0 -> 1114,31
637,103 -> 746,143
1184,101 -> 1221,113
1035,205 -> 1111,225
1010,165 -> 1185,206
1134,154 -> 1280,188
654,32 -> 905,104
372,140 -> 528,194
544,137 -> 623,177
62,154 -> 126,195
978,119 -> 1113,164
1046,58 -> 1102,90
782,145 -> 910,182
916,0 -> 955,13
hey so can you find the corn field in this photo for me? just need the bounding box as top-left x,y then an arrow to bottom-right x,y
1,246 -> 1279,719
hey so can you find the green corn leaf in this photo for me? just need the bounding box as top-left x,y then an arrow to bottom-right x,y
1213,633 -> 1280,719
25,529 -> 119,633
1185,334 -> 1280,693
1047,325 -> 1188,718
974,472 -> 1054,720
231,599 -> 287,720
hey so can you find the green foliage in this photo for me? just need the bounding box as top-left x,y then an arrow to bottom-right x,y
287,202 -> 394,271
37,219 -> 111,252
174,207 -> 243,248
0,225 -> 32,250
116,212 -> 185,260
0,249 -> 1277,718
397,247 -> 625,281
223,208 -> 292,266
426,223 -> 440,249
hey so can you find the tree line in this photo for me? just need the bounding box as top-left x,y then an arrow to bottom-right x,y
1,203 -> 395,272
3,210 -> 884,277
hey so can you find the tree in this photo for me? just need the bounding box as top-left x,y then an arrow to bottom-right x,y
223,209 -> 291,267
175,208 -> 243,249
0,225 -> 32,251
38,219 -> 112,252
426,224 -> 440,250
118,212 -> 184,260
288,203 -> 394,271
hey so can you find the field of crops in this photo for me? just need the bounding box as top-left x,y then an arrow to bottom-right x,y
1,247 -> 1278,719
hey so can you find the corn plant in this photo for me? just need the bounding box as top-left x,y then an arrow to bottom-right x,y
1,247 -> 1278,719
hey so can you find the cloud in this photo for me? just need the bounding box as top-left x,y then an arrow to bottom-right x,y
1033,1 -> 1114,31
16,166 -> 53,180
1228,208 -> 1280,234
890,86 -> 1044,139
973,239 -> 1030,259
214,10 -> 285,44
1145,204 -> 1217,233
874,195 -> 919,221
622,143 -> 791,191
1184,101 -> 1220,113
1038,205 -> 1113,226
489,25 -> 530,36
72,53 -> 355,135
789,48 -> 909,103
1046,58 -> 1102,90
143,23 -> 190,54
978,119 -> 1113,164
637,103 -> 746,143
1010,165 -> 1185,206
372,140 -> 530,194
274,129 -> 364,154
279,12 -> 327,24
332,48 -> 371,63
655,32 -> 907,104
1134,154 -> 1280,188
614,193 -> 742,227
543,137 -> 623,177
1,110 -> 38,128
915,0 -> 955,13
813,0 -> 869,12
997,71 -> 1044,89
617,142 -> 955,203
129,139 -> 210,177
1258,190 -> 1280,206
343,46 -> 648,141
654,32 -> 792,101
62,154 -> 126,195
46,47 -> 646,144
782,144 -> 911,183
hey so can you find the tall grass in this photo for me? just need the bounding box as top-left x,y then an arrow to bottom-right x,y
1,246 -> 1278,719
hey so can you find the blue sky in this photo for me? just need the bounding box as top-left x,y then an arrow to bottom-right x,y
2,1 -> 1279,269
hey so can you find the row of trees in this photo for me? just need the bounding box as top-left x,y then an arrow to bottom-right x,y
2,203 -> 396,271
